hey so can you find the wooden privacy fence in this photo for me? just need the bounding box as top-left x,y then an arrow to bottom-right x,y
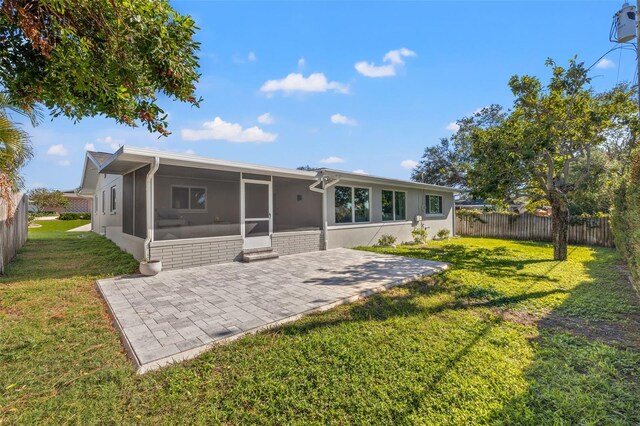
0,193 -> 28,274
455,213 -> 614,247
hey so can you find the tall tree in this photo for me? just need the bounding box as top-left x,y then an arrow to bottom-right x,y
411,138 -> 467,188
0,0 -> 201,136
27,188 -> 69,212
460,59 -> 636,260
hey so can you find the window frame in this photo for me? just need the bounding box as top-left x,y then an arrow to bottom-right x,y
381,189 -> 407,221
109,185 -> 117,214
170,185 -> 208,212
94,195 -> 98,213
334,185 -> 371,224
101,190 -> 105,214
425,194 -> 444,216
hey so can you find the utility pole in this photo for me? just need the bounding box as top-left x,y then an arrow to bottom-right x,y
637,1 -> 640,116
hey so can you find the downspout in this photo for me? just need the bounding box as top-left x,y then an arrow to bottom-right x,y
144,157 -> 160,261
309,173 -> 340,250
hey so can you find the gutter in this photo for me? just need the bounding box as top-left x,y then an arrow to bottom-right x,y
144,157 -> 160,261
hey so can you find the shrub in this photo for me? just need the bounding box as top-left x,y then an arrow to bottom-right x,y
436,228 -> 451,240
456,208 -> 487,224
58,212 -> 91,220
411,226 -> 429,244
376,234 -> 397,247
28,211 -> 57,217
612,150 -> 640,284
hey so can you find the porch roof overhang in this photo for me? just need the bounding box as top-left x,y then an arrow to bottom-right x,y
100,146 -> 319,180
77,146 -> 459,196
78,146 -> 319,195
317,169 -> 459,193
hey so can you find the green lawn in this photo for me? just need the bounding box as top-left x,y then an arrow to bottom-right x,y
28,218 -> 90,233
1,227 -> 639,424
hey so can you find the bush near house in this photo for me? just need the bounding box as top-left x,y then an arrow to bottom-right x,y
58,212 -> 91,220
376,234 -> 397,247
411,226 -> 428,244
436,228 -> 450,239
612,149 -> 640,284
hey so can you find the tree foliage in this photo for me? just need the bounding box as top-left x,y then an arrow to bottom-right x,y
0,0 -> 201,136
0,92 -> 39,189
411,138 -> 467,188
456,58 -> 637,260
27,188 -> 69,211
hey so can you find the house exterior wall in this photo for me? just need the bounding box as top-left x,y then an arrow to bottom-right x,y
325,179 -> 454,248
92,173 -> 145,260
272,230 -> 324,256
90,164 -> 454,270
45,196 -> 92,213
148,236 -> 243,269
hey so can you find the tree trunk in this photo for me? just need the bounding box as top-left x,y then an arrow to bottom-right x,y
550,190 -> 569,261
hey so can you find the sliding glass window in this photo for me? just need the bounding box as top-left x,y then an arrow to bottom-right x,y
382,190 -> 394,221
334,186 -> 353,223
335,186 -> 370,223
354,188 -> 370,222
382,189 -> 406,221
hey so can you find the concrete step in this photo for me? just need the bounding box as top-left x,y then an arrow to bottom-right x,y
243,247 -> 275,255
241,249 -> 280,262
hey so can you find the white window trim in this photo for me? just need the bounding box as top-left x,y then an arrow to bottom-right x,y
382,189 -> 407,221
109,185 -> 117,214
334,185 -> 371,224
425,194 -> 444,216
101,190 -> 105,215
94,195 -> 98,213
170,184 -> 208,213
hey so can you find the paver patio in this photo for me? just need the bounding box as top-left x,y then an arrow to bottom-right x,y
97,248 -> 448,373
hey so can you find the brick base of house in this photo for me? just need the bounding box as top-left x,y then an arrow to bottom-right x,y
271,230 -> 324,256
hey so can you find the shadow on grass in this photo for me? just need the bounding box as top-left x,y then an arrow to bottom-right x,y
280,242 -> 640,423
361,243 -> 561,283
486,247 -> 640,424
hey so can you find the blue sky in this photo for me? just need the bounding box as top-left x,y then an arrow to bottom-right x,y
23,1 -> 634,190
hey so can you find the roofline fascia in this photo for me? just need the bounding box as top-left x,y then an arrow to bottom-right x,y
102,146 -> 318,180
319,169 -> 459,193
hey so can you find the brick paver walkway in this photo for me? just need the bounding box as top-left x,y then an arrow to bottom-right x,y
97,248 -> 448,373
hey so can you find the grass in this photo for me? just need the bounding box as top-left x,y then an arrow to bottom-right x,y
1,228 -> 639,424
28,218 -> 90,233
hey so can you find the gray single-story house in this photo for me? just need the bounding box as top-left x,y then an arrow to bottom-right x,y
78,147 -> 457,270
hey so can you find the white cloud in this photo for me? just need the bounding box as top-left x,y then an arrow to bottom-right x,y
297,57 -> 306,69
446,122 -> 460,132
58,159 -> 71,167
330,113 -> 357,126
258,112 -> 274,125
319,156 -> 345,164
352,169 -> 368,175
47,144 -> 68,156
84,143 -> 96,151
185,149 -> 196,155
400,159 -> 418,169
233,52 -> 257,64
96,136 -> 124,151
595,58 -> 615,69
181,116 -> 277,143
355,48 -> 416,78
260,73 -> 349,95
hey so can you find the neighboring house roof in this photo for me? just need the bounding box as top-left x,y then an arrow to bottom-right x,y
78,146 -> 458,195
